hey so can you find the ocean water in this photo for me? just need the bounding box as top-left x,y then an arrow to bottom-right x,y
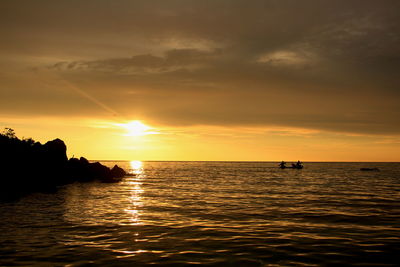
1,161 -> 400,266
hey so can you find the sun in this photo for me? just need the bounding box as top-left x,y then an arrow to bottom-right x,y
130,160 -> 143,170
122,121 -> 155,136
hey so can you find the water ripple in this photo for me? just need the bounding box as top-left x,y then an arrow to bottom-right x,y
1,161 -> 400,265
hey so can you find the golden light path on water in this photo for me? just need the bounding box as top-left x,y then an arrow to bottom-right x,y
130,160 -> 143,173
125,161 -> 145,226
3,162 -> 400,265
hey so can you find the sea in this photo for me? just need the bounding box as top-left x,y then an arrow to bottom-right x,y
0,161 -> 399,266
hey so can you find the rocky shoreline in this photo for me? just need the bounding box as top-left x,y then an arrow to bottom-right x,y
0,128 -> 127,200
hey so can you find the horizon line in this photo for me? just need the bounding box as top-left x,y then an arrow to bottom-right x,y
89,159 -> 400,163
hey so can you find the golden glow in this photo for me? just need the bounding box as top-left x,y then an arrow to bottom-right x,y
2,117 -> 400,162
129,160 -> 143,175
121,121 -> 155,137
125,161 -> 145,226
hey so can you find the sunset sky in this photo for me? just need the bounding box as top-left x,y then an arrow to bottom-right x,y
1,0 -> 399,161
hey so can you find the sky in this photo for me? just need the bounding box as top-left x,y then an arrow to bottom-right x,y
1,0 -> 400,161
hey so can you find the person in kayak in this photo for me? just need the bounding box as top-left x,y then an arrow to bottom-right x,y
295,160 -> 303,168
279,161 -> 286,169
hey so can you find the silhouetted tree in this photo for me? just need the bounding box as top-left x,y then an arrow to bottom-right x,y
22,137 -> 35,146
1,127 -> 16,138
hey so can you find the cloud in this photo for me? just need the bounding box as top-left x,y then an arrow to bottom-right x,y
50,49 -> 221,74
257,50 -> 316,67
1,0 -> 400,136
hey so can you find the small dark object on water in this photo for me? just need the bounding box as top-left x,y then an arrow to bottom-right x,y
279,160 -> 303,169
360,168 -> 380,171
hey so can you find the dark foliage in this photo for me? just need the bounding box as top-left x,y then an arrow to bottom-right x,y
0,128 -> 126,201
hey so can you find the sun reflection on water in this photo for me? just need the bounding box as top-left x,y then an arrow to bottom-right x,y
129,160 -> 143,175
125,160 -> 145,226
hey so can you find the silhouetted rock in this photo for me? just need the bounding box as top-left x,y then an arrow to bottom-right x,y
110,165 -> 126,179
79,157 -> 89,165
89,162 -> 112,180
0,128 -> 127,201
44,138 -> 68,163
67,157 -> 91,182
66,157 -> 125,183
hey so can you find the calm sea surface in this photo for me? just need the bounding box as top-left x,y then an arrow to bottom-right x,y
1,161 -> 400,266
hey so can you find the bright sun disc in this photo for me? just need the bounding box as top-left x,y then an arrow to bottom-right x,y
123,121 -> 152,136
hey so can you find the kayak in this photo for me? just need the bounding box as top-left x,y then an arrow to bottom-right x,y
280,166 -> 303,169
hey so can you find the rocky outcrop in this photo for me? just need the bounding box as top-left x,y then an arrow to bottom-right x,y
67,157 -> 126,183
110,165 -> 126,179
0,129 -> 127,200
